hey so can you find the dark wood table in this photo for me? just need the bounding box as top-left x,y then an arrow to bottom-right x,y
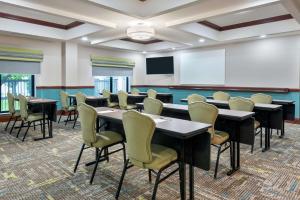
138,92 -> 173,103
27,98 -> 57,140
180,98 -> 283,151
109,93 -> 147,105
136,102 -> 255,176
68,95 -> 107,107
95,107 -> 211,200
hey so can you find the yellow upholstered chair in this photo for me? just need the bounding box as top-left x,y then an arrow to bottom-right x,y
229,97 -> 262,153
17,94 -> 48,142
118,90 -> 136,110
147,89 -> 157,99
250,93 -> 272,104
116,110 -> 178,199
187,94 -> 206,104
73,92 -> 87,128
213,91 -> 230,101
73,103 -> 125,184
143,97 -> 163,115
58,91 -> 76,125
102,89 -> 118,108
188,101 -> 230,178
131,88 -> 140,95
6,92 -> 20,134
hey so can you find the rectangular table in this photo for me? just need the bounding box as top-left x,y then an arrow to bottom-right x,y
69,95 -> 107,107
95,107 -> 211,200
27,98 -> 57,140
136,102 -> 255,176
138,92 -> 173,103
109,93 -> 147,105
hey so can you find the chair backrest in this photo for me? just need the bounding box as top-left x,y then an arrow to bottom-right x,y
18,94 -> 28,120
188,101 -> 218,137
7,92 -> 15,114
144,97 -> 163,115
187,94 -> 206,104
131,88 -> 140,95
147,89 -> 157,99
250,93 -> 272,104
76,93 -> 86,107
102,89 -> 112,104
118,90 -> 128,109
229,97 -> 254,112
122,110 -> 155,167
60,91 -> 69,109
213,91 -> 230,101
77,103 -> 97,146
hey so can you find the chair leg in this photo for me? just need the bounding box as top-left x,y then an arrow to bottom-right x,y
116,159 -> 130,199
65,112 -> 71,126
10,117 -> 18,134
214,145 -> 222,179
90,148 -> 104,184
58,110 -> 63,123
22,122 -> 31,142
152,169 -> 163,200
148,169 -> 152,183
260,128 -> 263,148
33,122 -> 36,130
16,121 -> 24,138
73,114 -> 78,129
5,115 -> 13,131
74,144 -> 85,173
121,143 -> 126,164
251,145 -> 254,154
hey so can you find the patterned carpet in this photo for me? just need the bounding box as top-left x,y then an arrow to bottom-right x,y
0,118 -> 300,200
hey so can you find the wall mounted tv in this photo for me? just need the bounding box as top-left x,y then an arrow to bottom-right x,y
146,56 -> 174,74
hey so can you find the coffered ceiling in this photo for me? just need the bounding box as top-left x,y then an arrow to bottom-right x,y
0,0 -> 300,53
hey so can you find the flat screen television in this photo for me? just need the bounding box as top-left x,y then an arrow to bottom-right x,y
146,56 -> 174,74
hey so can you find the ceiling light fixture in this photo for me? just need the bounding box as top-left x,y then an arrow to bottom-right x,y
198,38 -> 205,43
259,34 -> 267,38
127,23 -> 155,41
81,36 -> 88,41
142,51 -> 147,54
172,47 -> 176,50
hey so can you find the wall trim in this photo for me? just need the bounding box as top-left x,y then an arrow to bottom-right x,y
36,86 -> 95,89
132,85 -> 300,93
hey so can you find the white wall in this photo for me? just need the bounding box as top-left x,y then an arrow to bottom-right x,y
78,45 -> 145,86
138,35 -> 300,88
0,34 -> 63,86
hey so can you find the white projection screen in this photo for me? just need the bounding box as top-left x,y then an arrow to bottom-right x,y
180,49 -> 225,85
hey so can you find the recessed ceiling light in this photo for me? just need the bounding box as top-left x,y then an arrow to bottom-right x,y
198,38 -> 205,43
142,51 -> 147,54
184,43 -> 193,46
259,34 -> 267,38
81,36 -> 88,41
172,47 -> 176,50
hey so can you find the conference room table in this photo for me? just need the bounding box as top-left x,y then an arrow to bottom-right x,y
136,102 -> 255,176
180,98 -> 282,151
138,92 -> 173,103
95,107 -> 211,200
181,97 -> 295,134
109,93 -> 147,105
68,95 -> 107,107
16,97 -> 57,140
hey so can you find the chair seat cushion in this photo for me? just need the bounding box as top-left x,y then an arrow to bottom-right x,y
126,105 -> 137,110
92,131 -> 123,148
144,144 -> 177,170
211,131 -> 230,145
254,120 -> 260,129
13,111 -> 20,117
67,106 -> 76,111
27,113 -> 47,122
108,102 -> 118,108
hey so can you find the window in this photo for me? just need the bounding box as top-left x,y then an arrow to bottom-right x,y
0,74 -> 35,112
94,76 -> 131,95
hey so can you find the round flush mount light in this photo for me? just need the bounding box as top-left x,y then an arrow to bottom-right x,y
81,36 -> 88,41
142,51 -> 147,54
127,24 -> 155,41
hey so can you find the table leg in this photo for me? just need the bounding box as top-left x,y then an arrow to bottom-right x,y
262,127 -> 269,152
280,120 -> 285,138
189,164 -> 194,200
34,104 -> 52,141
227,141 -> 237,175
96,117 -> 100,132
179,140 -> 186,200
